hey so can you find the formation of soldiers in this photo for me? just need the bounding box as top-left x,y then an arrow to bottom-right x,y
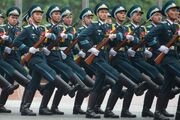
0,1 -> 180,120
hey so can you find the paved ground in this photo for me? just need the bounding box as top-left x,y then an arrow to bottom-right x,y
0,88 -> 178,120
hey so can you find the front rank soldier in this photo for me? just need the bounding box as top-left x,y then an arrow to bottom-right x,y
38,5 -> 90,115
144,1 -> 180,120
13,5 -> 77,116
78,2 -> 146,118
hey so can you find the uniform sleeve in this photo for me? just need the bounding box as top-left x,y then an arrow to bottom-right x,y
77,24 -> 95,52
13,28 -> 30,54
144,24 -> 165,49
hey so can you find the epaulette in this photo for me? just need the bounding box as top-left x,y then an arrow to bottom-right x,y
92,21 -> 98,23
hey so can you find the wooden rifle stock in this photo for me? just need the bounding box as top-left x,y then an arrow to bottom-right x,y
63,38 -> 78,55
154,34 -> 179,64
21,22 -> 60,65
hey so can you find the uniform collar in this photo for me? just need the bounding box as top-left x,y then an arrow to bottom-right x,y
31,22 -> 39,29
131,22 -> 139,28
83,25 -> 88,28
151,22 -> 157,27
98,19 -> 106,25
8,23 -> 15,29
166,19 -> 175,25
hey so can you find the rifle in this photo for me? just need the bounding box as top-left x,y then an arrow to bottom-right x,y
109,18 -> 151,61
84,27 -> 116,65
21,22 -> 60,65
154,33 -> 179,64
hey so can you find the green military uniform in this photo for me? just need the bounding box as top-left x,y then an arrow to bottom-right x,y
144,1 -> 180,120
14,5 -> 77,116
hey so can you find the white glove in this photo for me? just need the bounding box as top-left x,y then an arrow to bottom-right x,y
42,47 -> 50,56
61,51 -> 67,60
144,49 -> 152,58
88,47 -> 99,56
109,48 -> 117,56
178,29 -> 180,36
127,48 -> 136,57
78,50 -> 86,58
158,45 -> 169,54
108,34 -> 116,40
1,35 -> 9,41
4,47 -> 12,54
29,47 -> 39,54
45,33 -> 56,40
60,32 -> 68,39
126,34 -> 134,41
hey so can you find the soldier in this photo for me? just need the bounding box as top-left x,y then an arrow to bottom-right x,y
144,1 -> 180,120
77,2 -> 146,118
38,5 -> 91,115
43,6 -> 93,115
119,5 -> 164,118
13,5 -> 77,116
0,7 -> 32,113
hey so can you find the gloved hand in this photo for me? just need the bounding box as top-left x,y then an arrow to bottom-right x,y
42,47 -> 50,56
60,32 -> 68,39
4,47 -> 12,54
144,49 -> 152,58
61,51 -> 67,60
108,34 -> 116,40
126,34 -> 134,41
1,35 -> 9,41
78,50 -> 86,58
88,47 -> 99,56
127,48 -> 136,57
178,29 -> 180,36
45,33 -> 56,40
158,45 -> 169,54
109,48 -> 117,56
29,47 -> 39,54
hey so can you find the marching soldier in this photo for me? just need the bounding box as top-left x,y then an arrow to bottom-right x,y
0,7 -> 32,113
77,2 -> 146,118
120,5 -> 164,118
144,1 -> 180,120
13,5 -> 78,116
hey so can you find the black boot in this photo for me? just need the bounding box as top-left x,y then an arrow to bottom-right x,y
73,91 -> 86,115
13,70 -> 30,87
105,75 -> 116,86
154,94 -> 170,120
0,89 -> 11,113
169,88 -> 180,99
86,92 -> 101,118
104,92 -> 119,118
118,73 -> 145,96
0,74 -> 19,94
51,89 -> 64,115
175,95 -> 180,120
70,74 -> 92,93
54,75 -> 79,98
94,89 -> 108,114
21,89 -> 36,116
84,75 -> 95,87
39,85 -> 54,115
121,89 -> 136,118
142,74 -> 160,94
142,90 -> 155,117
161,99 -> 174,117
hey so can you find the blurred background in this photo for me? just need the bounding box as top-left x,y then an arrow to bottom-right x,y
0,0 -> 179,24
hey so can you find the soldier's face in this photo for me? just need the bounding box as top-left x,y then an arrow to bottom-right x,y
32,12 -> 43,24
115,11 -> 126,22
167,8 -> 178,21
51,11 -> 61,23
132,12 -> 142,24
151,12 -> 162,24
83,15 -> 93,26
97,9 -> 108,21
106,17 -> 112,24
63,15 -> 72,26
8,15 -> 19,26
